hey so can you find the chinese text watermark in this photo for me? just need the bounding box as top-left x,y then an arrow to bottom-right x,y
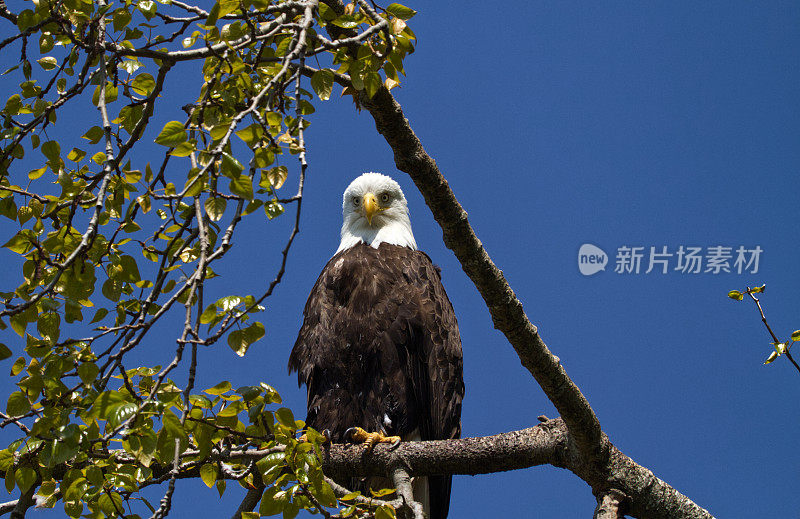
578,244 -> 762,276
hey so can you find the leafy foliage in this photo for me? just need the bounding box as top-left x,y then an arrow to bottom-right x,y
0,0 -> 415,516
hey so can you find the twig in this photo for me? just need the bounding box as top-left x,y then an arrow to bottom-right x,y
745,286 -> 800,375
390,465 -> 424,519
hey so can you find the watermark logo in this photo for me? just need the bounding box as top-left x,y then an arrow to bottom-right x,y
579,244 -> 762,276
578,243 -> 608,276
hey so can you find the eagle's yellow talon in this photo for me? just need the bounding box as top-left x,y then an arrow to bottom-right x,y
345,427 -> 401,451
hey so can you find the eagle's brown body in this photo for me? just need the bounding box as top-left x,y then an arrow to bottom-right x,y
289,242 -> 464,519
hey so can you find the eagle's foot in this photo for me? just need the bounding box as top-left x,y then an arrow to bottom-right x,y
344,427 -> 401,450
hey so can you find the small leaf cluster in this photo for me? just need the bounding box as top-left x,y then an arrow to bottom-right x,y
728,285 -> 800,366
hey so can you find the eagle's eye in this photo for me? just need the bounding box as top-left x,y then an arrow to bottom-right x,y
380,193 -> 390,203
352,196 -> 360,206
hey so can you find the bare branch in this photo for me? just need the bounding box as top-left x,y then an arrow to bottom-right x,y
594,489 -> 627,519
390,465 -> 424,519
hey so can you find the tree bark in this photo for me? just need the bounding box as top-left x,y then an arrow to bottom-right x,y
321,419 -> 713,519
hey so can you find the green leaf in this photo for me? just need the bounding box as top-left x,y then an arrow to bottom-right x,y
38,479 -> 57,497
39,33 -> 54,53
229,174 -> 254,201
375,504 -> 397,519
41,140 -> 60,163
67,148 -> 86,162
331,14 -> 360,29
218,0 -> 239,16
261,166 -> 288,190
91,151 -> 107,165
139,0 -> 156,19
37,57 -> 57,70
0,344 -> 11,361
162,409 -> 190,444
113,8 -> 132,32
364,71 -> 382,99
131,73 -> 155,96
791,330 -> 800,342
108,402 -> 137,428
386,3 -> 417,20
200,463 -> 218,488
275,407 -> 295,428
89,307 -> 109,324
93,390 -> 127,420
227,321 -> 264,357
220,152 -> 244,177
28,166 -> 46,180
102,278 -> 122,302
259,486 -> 284,516
6,391 -> 29,416
317,480 -> 337,507
310,69 -> 334,101
235,124 -> 264,148
0,197 -> 16,219
118,255 -> 141,283
154,121 -> 188,147
3,232 -> 31,254
264,200 -> 284,220
10,356 -> 25,375
727,290 -> 744,301
77,362 -> 99,385
204,197 -> 227,222
15,466 -> 36,492
204,381 -> 231,396
199,304 -> 219,324
37,312 -> 60,342
764,351 -> 779,364
205,2 -> 220,27
3,94 -> 21,115
82,126 -> 104,144
91,82 -> 118,106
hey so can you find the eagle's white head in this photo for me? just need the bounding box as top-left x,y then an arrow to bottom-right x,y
336,172 -> 417,253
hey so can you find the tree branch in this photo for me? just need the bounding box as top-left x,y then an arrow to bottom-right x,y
594,489 -> 627,519
358,84 -> 604,460
321,420 -> 712,519
390,465 -> 424,519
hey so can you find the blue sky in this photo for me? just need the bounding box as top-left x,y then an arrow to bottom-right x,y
1,1 -> 799,517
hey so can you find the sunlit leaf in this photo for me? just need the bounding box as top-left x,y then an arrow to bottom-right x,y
310,69 -> 334,101
386,3 -> 417,20
205,197 -> 227,222
200,463 -> 218,488
154,121 -> 188,146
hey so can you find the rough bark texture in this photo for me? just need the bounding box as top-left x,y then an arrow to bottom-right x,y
322,419 -> 714,519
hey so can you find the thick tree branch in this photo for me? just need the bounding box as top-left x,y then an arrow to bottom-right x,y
359,85 -> 604,461
321,419 -> 712,519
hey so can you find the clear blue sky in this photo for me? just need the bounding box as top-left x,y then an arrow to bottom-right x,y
1,2 -> 799,517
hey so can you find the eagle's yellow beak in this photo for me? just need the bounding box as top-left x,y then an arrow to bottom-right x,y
363,192 -> 381,226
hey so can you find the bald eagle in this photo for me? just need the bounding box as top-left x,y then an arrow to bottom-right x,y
289,173 -> 464,519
